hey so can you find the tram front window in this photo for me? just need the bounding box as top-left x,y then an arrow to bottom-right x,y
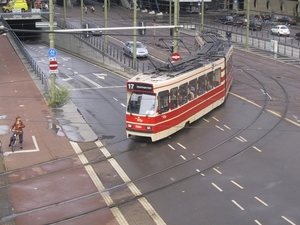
127,93 -> 156,115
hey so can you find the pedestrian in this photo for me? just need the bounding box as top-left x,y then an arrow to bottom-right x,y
91,5 -> 95,13
9,116 -> 25,149
84,5 -> 87,14
226,31 -> 231,43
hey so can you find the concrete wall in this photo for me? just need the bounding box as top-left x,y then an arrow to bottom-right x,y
40,31 -> 134,78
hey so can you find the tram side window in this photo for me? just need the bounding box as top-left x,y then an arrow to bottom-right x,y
158,90 -> 169,113
213,68 -> 221,87
189,79 -> 197,100
170,87 -> 178,110
207,72 -> 213,91
179,83 -> 188,106
198,75 -> 206,95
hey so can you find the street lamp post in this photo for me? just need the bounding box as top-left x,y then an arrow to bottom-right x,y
133,0 -> 137,69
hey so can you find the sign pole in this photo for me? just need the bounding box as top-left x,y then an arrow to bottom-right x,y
49,0 -> 56,104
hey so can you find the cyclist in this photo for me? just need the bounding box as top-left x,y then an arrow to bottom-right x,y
9,116 -> 25,149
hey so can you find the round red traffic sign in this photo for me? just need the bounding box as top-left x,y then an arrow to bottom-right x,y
171,52 -> 180,62
49,60 -> 58,70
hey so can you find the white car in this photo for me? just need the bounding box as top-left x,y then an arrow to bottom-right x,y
270,25 -> 290,36
123,41 -> 148,58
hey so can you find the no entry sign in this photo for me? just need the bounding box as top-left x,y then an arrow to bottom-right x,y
171,52 -> 180,62
49,60 -> 58,70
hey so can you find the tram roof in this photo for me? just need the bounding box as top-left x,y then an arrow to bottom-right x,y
130,31 -> 231,84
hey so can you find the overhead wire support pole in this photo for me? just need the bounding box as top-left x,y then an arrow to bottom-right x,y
104,0 -> 108,53
133,0 -> 137,70
244,0 -> 250,50
173,0 -> 179,53
201,0 -> 204,31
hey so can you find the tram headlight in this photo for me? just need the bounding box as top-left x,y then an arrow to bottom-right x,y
146,126 -> 152,130
127,123 -> 132,128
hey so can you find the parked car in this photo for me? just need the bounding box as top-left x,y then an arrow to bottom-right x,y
249,20 -> 263,31
82,23 -> 102,38
2,0 -> 28,12
218,15 -> 234,25
232,17 -> 247,27
271,25 -> 290,36
123,41 -> 148,58
278,16 -> 297,25
295,32 -> 300,40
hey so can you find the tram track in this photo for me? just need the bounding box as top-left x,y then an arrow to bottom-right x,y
0,57 -> 292,223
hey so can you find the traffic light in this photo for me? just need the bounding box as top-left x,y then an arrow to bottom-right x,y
138,21 -> 146,36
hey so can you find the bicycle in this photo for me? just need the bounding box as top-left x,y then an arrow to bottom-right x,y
10,130 -> 21,152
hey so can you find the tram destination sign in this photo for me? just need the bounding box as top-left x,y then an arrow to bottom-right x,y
127,82 -> 153,92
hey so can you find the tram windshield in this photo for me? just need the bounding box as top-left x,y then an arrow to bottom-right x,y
127,93 -> 156,115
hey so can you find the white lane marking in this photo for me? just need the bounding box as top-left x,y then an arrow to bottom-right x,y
3,136 -> 39,156
61,57 -> 71,61
254,196 -> 268,206
215,125 -> 224,131
224,125 -> 231,130
70,85 -> 125,91
293,115 -> 300,122
201,173 -> 205,176
113,97 -> 118,101
235,136 -> 244,142
72,143 -> 129,224
212,117 -> 219,122
62,77 -> 72,81
121,103 -> 126,107
239,136 -> 247,142
168,144 -> 175,150
281,216 -> 296,225
96,140 -> 166,224
70,142 -> 121,219
231,200 -> 244,210
254,220 -> 262,225
180,155 -> 186,160
93,73 -> 107,79
252,146 -> 262,152
79,74 -> 102,88
202,118 -> 209,122
177,143 -> 186,149
213,167 -> 222,174
95,140 -> 111,157
197,157 -> 202,160
196,169 -> 200,173
211,183 -> 223,192
108,158 -> 166,225
231,180 -> 244,189
230,92 -> 300,128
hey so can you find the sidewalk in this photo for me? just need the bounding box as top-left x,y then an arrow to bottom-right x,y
0,32 -> 98,166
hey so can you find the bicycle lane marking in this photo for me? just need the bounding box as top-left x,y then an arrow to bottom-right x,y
3,136 -> 40,156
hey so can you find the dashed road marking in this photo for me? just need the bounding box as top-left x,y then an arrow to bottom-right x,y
168,144 -> 175,150
177,143 -> 186,149
231,180 -> 244,189
215,125 -> 224,131
252,146 -> 262,152
254,196 -> 268,206
231,200 -> 244,210
212,183 -> 223,192
281,216 -> 296,225
213,167 -> 222,174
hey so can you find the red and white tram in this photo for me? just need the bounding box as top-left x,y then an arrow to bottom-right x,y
126,33 -> 233,142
